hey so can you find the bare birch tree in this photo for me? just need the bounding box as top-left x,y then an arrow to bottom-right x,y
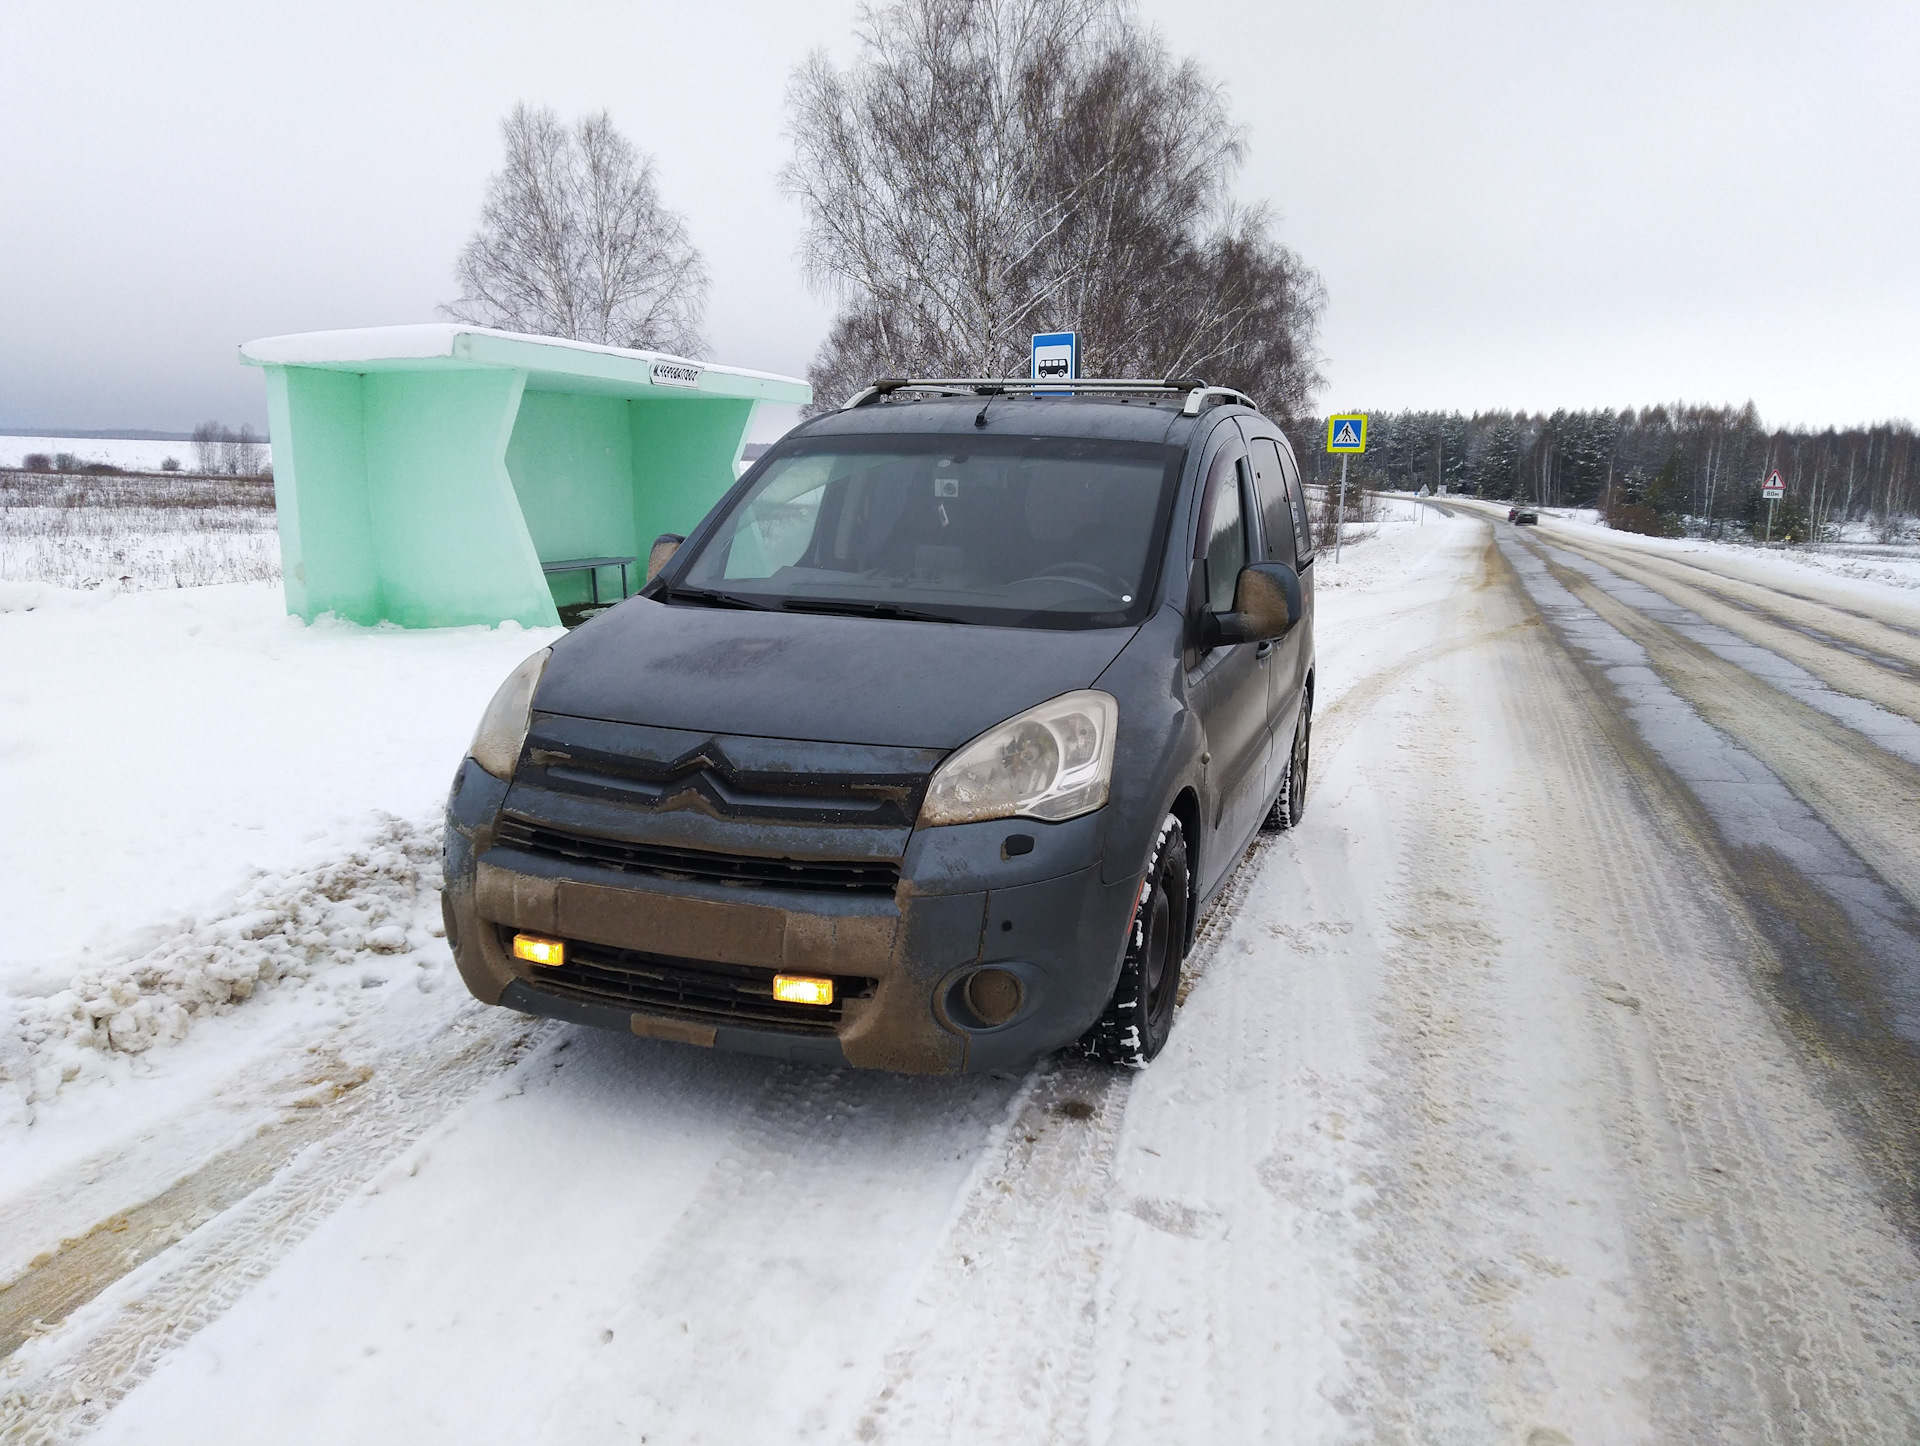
785,0 -> 1324,413
444,105 -> 709,356
191,421 -> 222,475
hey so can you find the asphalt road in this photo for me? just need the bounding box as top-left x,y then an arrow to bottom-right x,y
1478,503 -> 1920,1226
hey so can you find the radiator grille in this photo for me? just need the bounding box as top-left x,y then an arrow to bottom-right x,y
494,817 -> 900,894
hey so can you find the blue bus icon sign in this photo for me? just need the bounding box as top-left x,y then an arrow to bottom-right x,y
1031,332 -> 1076,389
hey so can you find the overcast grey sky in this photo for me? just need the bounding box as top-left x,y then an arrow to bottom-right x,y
1,1 -> 1913,434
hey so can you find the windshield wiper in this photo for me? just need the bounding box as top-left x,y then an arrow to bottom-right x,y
780,597 -> 969,624
665,586 -> 777,611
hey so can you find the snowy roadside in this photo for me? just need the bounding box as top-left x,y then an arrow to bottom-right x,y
0,580 -> 561,1245
1512,503 -> 1920,595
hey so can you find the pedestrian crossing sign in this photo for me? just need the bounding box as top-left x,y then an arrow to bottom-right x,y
1327,414 -> 1368,453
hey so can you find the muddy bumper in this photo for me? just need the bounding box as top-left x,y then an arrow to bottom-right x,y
442,759 -> 1138,1074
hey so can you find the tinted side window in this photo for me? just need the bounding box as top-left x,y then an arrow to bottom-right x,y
1202,458 -> 1249,614
1278,443 -> 1314,561
1249,439 -> 1297,569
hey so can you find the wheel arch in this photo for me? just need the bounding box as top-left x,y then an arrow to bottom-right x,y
1167,785 -> 1202,954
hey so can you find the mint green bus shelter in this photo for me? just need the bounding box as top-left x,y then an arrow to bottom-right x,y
240,325 -> 812,628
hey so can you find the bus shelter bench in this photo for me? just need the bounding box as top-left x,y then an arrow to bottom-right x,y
541,555 -> 637,606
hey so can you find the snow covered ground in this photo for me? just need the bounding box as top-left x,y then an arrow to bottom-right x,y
0,437 -> 269,474
3,507 -> 1918,1441
1,471 -> 280,592
1521,503 -> 1920,592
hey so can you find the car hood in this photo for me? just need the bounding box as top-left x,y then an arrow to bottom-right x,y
534,596 -> 1138,749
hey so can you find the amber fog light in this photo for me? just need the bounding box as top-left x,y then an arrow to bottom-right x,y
512,933 -> 566,967
963,968 -> 1023,1027
773,974 -> 835,1006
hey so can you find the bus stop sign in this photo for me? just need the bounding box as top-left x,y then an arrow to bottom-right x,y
1031,332 -> 1076,382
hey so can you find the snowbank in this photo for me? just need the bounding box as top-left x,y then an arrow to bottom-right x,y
12,817 -> 441,1104
0,580 -> 560,1017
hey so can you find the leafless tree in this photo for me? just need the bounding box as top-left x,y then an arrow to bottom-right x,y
228,424 -> 267,477
191,421 -> 222,475
785,0 -> 1324,413
443,104 -> 710,356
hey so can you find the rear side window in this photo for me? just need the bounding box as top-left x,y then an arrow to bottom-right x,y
1249,439 -> 1297,569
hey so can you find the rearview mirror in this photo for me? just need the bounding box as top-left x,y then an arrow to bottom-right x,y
1210,561 -> 1300,645
646,533 -> 685,583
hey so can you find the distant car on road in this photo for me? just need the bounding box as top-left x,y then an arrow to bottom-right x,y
1513,509 -> 1539,525
444,375 -> 1318,1074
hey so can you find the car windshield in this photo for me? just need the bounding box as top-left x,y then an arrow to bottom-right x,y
669,434 -> 1182,629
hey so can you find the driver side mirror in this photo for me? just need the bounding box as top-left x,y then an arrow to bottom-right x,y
646,533 -> 685,583
1209,561 -> 1301,645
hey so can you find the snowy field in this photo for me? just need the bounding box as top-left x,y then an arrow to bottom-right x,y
4,505 -> 1919,1440
0,471 -> 281,592
0,437 -> 267,474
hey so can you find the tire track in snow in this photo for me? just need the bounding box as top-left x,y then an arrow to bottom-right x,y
1297,539 -> 1658,1442
1502,529 -> 1920,1220
1481,526 -> 1920,1438
845,1061 -> 1129,1446
844,836 -> 1280,1445
1529,521 -> 1920,660
0,1009 -> 545,1443
1539,528 -> 1920,709
528,1057 -> 1019,1445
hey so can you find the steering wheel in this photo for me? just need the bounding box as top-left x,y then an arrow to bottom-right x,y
1028,561 -> 1133,601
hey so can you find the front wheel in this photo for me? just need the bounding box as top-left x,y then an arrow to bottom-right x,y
1080,815 -> 1189,1068
1264,686 -> 1312,832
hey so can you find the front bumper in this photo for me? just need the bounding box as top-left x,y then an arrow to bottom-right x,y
442,759 -> 1139,1074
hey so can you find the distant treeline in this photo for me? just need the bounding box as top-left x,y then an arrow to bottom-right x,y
1285,405 -> 1918,541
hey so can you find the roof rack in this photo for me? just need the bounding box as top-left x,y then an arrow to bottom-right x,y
839,377 -> 1258,417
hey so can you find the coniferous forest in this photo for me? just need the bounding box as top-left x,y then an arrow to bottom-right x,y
1285,406 -> 1917,542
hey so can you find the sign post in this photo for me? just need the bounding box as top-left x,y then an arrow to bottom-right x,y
1326,414 -> 1368,563
1762,468 -> 1785,544
1030,332 -> 1076,393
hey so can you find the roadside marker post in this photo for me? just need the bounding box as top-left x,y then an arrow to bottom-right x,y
1031,332 -> 1076,394
1326,414 -> 1368,563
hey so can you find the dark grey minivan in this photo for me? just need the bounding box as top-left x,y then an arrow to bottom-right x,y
443,378 -> 1316,1073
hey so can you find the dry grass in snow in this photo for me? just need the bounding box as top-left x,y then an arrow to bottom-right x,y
0,470 -> 280,591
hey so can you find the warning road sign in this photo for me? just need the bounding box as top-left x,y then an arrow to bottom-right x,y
1762,469 -> 1785,499
1327,414 -> 1368,453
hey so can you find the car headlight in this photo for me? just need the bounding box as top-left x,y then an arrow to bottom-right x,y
469,648 -> 551,781
918,690 -> 1118,827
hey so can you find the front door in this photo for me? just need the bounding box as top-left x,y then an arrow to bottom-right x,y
1188,432 -> 1273,890
1242,430 -> 1309,750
